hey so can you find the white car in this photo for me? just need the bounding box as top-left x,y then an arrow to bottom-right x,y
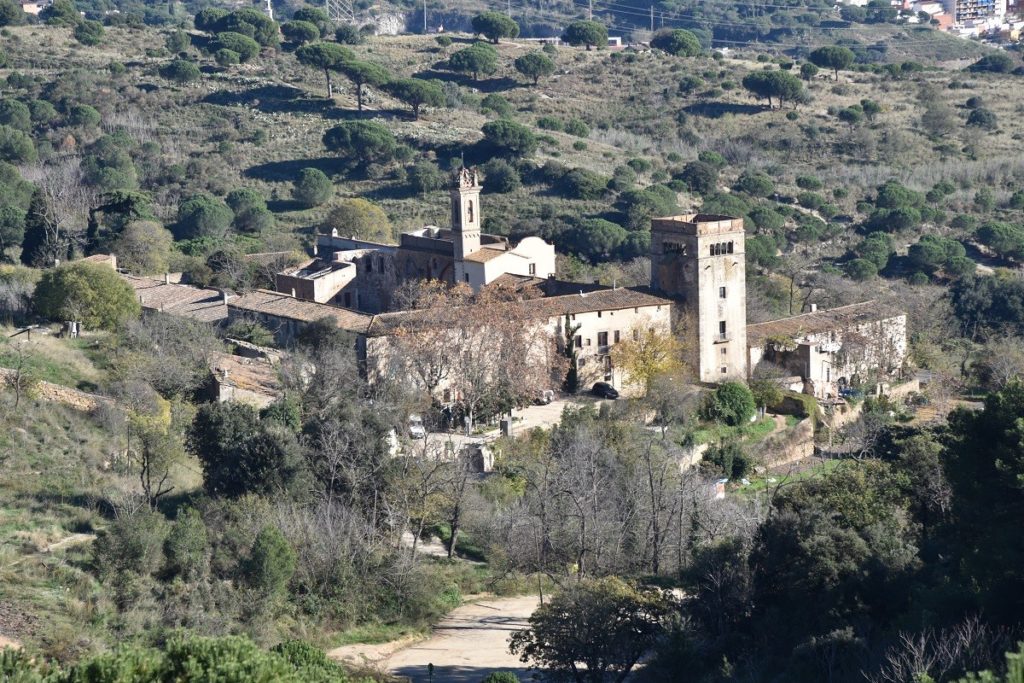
408,414 -> 426,439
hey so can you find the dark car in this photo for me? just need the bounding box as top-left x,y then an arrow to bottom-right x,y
591,382 -> 619,399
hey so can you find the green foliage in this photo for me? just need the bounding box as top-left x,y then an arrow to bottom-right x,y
481,158 -> 520,194
93,509 -> 170,578
165,29 -> 191,53
559,167 -> 607,200
323,120 -> 398,166
514,51 -> 555,85
741,70 -> 804,108
967,107 -> 998,130
510,577 -> 672,682
846,257 -> 878,280
176,192 -> 234,239
562,20 -> 608,49
703,438 -> 750,480
482,119 -> 537,158
0,99 -> 30,131
407,159 -> 444,195
163,506 -> 208,581
449,42 -> 499,80
564,118 -> 589,137
678,160 -> 718,195
735,170 -> 774,197
28,99 -> 57,125
74,19 -> 104,46
563,217 -> 627,261
338,60 -> 390,111
0,124 -> 35,163
650,29 -> 701,57
323,197 -> 392,241
620,186 -> 678,230
480,673 -> 520,683
189,401 -> 309,499
33,262 -> 140,330
969,52 -> 1015,73
809,45 -> 855,78
296,42 -> 354,97
800,62 -> 819,80
384,78 -> 444,120
0,0 -> 24,26
226,187 -> 274,233
160,58 -> 201,83
212,8 -> 279,47
471,11 -> 519,43
334,23 -> 364,45
69,103 -> 101,128
977,221 -> 1024,261
293,167 -> 333,207
703,382 -> 756,426
41,0 -> 78,26
855,232 -> 894,270
215,48 -> 240,67
242,525 -> 297,596
281,19 -> 320,45
213,31 -> 261,62
908,234 -> 968,274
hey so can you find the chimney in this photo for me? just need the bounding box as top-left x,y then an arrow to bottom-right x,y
809,303 -> 818,313
291,288 -> 297,298
163,273 -> 170,284
221,291 -> 229,305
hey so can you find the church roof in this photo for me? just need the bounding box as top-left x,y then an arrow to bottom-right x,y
461,247 -> 510,263
228,289 -> 372,333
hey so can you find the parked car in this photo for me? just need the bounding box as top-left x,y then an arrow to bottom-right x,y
535,389 -> 555,405
591,382 -> 619,399
408,414 -> 426,439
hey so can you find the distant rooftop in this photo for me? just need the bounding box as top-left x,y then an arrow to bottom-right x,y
747,301 -> 904,347
122,275 -> 228,324
228,289 -> 372,333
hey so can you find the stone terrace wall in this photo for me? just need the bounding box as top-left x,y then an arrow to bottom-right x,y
0,368 -> 110,412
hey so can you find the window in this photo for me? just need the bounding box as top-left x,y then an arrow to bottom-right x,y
719,321 -> 727,335
721,347 -> 727,355
467,200 -> 474,223
366,258 -> 373,273
377,257 -> 384,271
727,241 -> 734,254
709,245 -> 715,256
721,366 -> 728,374
529,263 -> 536,275
464,273 -> 470,283
343,293 -> 352,307
719,286 -> 727,299
585,338 -> 592,346
598,331 -> 608,347
574,335 -> 583,349
597,311 -> 602,318
614,330 -> 620,344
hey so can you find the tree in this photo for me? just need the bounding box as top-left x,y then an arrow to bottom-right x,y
407,159 -> 444,195
741,70 -> 803,109
242,525 -> 297,596
323,198 -> 391,241
165,29 -> 190,53
322,120 -> 398,166
861,98 -> 882,121
334,23 -> 364,44
226,187 -> 274,233
448,42 -> 499,80
0,99 -> 30,131
809,45 -> 855,80
164,506 -> 207,581
969,52 -> 1015,73
212,8 -> 279,47
471,11 -> 519,43
514,51 -> 555,85
0,0 -> 24,26
0,125 -> 35,164
846,257 -> 878,280
41,0 -> 77,25
610,322 -> 683,393
967,107 -> 997,130
800,62 -> 819,80
703,381 -> 755,426
215,48 -> 240,67
110,220 -> 174,275
650,28 -> 701,57
338,60 -> 390,111
0,205 -> 24,260
296,42 -> 353,98
678,160 -> 718,195
735,170 -> 774,197
69,104 -> 101,128
384,78 -> 444,120
510,577 -> 674,683
194,7 -> 228,32
280,19 -> 319,45
33,261 -> 140,330
213,31 -> 261,62
482,119 -> 537,158
189,402 -> 308,499
293,6 -> 331,35
73,19 -> 104,46
160,58 -> 201,84
293,167 -> 333,207
564,218 -> 627,261
562,20 -> 608,50
176,193 -> 233,239
838,104 -> 864,127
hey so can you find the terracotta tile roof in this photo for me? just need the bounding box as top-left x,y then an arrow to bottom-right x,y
366,287 -> 672,336
747,301 -> 904,346
228,289 -> 372,333
123,275 -> 228,324
210,352 -> 281,397
461,247 -> 508,263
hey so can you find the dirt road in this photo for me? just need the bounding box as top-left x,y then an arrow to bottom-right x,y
331,594 -> 540,683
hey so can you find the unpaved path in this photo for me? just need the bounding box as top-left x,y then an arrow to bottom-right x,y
330,595 -> 540,683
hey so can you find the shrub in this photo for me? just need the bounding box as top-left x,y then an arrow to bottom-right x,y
33,261 -> 140,330
562,20 -> 607,49
482,120 -> 537,158
969,53 -> 1014,73
735,171 -> 774,198
69,104 -> 101,127
967,107 -> 997,130
176,193 -> 234,240
846,257 -> 878,281
73,19 -> 104,46
322,120 -> 397,166
564,118 -> 590,137
481,158 -> 521,193
481,673 -> 520,683
160,58 -> 201,83
678,161 -> 718,195
0,125 -> 35,164
480,93 -> 513,117
323,198 -> 391,241
703,382 -> 756,426
213,31 -> 260,62
242,525 -> 297,596
407,159 -> 444,195
449,42 -> 499,80
0,99 -> 29,131
280,19 -> 319,45
536,116 -> 562,131
215,48 -> 239,66
334,23 -> 364,44
650,28 -> 701,56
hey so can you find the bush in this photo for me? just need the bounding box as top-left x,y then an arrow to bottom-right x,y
482,120 -> 537,158
213,31 -> 260,62
177,193 -> 234,240
704,382 -> 756,426
559,168 -> 607,200
650,28 -> 701,56
160,58 -> 201,83
480,93 -> 513,117
481,158 -> 521,193
0,99 -> 29,131
449,42 -> 499,80
73,19 -> 104,46
969,53 -> 1015,73
678,161 -> 718,195
471,11 -> 519,43
562,20 -> 607,49
0,124 -> 35,163
323,198 -> 391,241
334,24 -> 364,44
481,673 -> 520,683
215,48 -> 240,66
514,51 -> 555,85
33,261 -> 140,330
242,525 -> 297,596
846,257 -> 878,281
323,120 -> 397,166
407,159 -> 444,195
69,103 -> 101,128
967,107 -> 997,130
735,171 -> 774,198
564,118 -> 590,137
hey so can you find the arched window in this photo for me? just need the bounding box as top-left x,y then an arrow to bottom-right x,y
467,200 -> 474,223
727,241 -> 734,253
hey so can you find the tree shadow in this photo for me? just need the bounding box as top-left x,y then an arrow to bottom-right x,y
412,68 -> 519,94
683,101 -> 767,118
389,664 -> 533,683
323,106 -> 406,122
202,84 -> 334,116
245,156 -> 347,182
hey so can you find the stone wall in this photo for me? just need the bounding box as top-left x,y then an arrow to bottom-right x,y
0,368 -> 110,412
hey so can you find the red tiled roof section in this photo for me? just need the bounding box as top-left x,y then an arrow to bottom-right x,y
366,287 -> 672,336
123,275 -> 228,323
461,247 -> 507,263
747,301 -> 903,346
228,289 -> 372,333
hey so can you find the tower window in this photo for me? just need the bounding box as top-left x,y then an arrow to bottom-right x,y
614,330 -> 620,343
719,286 -> 726,299
366,258 -> 372,273
464,273 -> 469,282
574,335 -> 582,348
721,366 -> 728,374
529,263 -> 536,275
727,241 -> 734,253
467,200 -> 474,223
719,321 -> 726,334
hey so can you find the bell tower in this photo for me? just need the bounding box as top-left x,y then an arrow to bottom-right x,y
451,167 -> 481,261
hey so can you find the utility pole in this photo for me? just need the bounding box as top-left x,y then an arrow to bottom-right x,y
650,5 -> 654,31
588,0 -> 593,20
422,0 -> 427,33
507,0 -> 511,17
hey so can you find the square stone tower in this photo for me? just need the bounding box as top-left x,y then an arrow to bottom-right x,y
650,214 -> 747,383
451,167 -> 482,262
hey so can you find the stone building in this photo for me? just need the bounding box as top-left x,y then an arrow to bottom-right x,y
649,214 -> 748,383
293,168 -> 556,313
